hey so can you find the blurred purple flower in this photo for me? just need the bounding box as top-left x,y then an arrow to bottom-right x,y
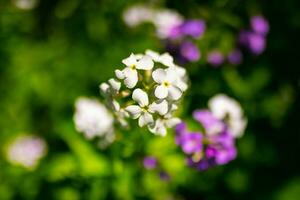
180,132 -> 203,154
251,15 -> 269,36
143,156 -> 157,170
207,51 -> 224,66
175,119 -> 237,171
228,49 -> 243,65
239,30 -> 251,45
168,25 -> 183,39
248,33 -> 266,55
193,110 -> 225,135
181,20 -> 206,38
206,131 -> 237,165
239,31 -> 266,55
180,41 -> 201,62
159,171 -> 171,181
168,19 -> 206,39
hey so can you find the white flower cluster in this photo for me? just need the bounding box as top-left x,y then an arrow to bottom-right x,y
209,94 -> 247,138
123,5 -> 183,38
7,136 -> 47,169
74,97 -> 115,147
100,50 -> 188,136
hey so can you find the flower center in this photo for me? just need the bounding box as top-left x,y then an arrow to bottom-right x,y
130,64 -> 136,70
163,81 -> 170,87
141,105 -> 149,112
192,151 -> 202,162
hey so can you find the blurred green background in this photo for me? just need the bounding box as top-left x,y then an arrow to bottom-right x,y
0,0 -> 299,199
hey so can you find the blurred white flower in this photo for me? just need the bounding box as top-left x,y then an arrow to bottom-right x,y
152,68 -> 183,100
117,54 -> 154,88
12,0 -> 38,10
74,97 -> 114,140
152,10 -> 183,39
122,5 -> 183,39
208,94 -> 247,138
7,136 -> 47,169
123,5 -> 155,27
125,89 -> 168,127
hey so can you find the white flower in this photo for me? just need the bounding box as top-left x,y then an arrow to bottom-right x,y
125,89 -> 168,127
123,5 -> 154,27
100,82 -> 110,95
109,100 -> 129,127
166,66 -> 188,92
100,50 -> 188,136
208,94 -> 247,138
108,78 -> 121,92
117,54 -> 154,88
99,78 -> 121,96
145,50 -> 188,92
74,97 -> 114,139
152,68 -> 183,100
145,49 -> 175,67
7,136 -> 47,169
148,116 -> 181,136
152,9 -> 183,38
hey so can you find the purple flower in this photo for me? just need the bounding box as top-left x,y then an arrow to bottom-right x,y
180,41 -> 201,62
175,122 -> 187,145
175,120 -> 237,171
251,16 -> 269,36
228,49 -> 243,65
143,156 -> 157,170
168,25 -> 184,39
159,171 -> 171,181
193,110 -> 225,135
206,131 -> 237,165
207,51 -> 224,66
239,30 -> 251,45
239,31 -> 266,55
248,33 -> 266,55
180,132 -> 203,154
181,20 -> 206,38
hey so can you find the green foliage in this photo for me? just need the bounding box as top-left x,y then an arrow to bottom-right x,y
0,0 -> 299,199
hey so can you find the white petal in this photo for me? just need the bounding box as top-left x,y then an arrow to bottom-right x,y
134,54 -> 144,60
165,69 -> 178,83
168,86 -> 182,100
165,118 -> 181,128
115,69 -> 125,79
145,49 -> 160,61
159,53 -> 174,67
148,120 -> 167,136
148,100 -> 168,115
111,100 -> 120,111
125,105 -> 142,119
122,53 -> 137,67
108,78 -> 121,91
176,79 -> 188,91
173,65 -> 186,77
136,55 -> 154,70
132,88 -> 149,107
229,117 -> 247,138
152,68 -> 166,84
138,112 -> 154,127
208,94 -> 243,120
154,85 -> 168,99
123,68 -> 138,88
99,82 -> 110,94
